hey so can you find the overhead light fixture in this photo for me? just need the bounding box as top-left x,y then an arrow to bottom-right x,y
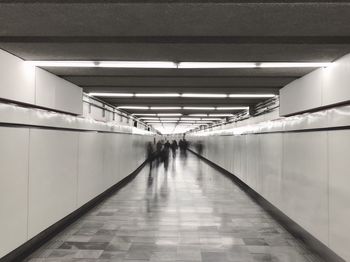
132,113 -> 156,116
135,93 -> 180,97
27,61 -> 331,69
181,117 -> 201,121
150,107 -> 182,110
188,114 -> 208,117
183,107 -> 216,110
26,61 -> 96,67
157,113 -> 182,116
99,61 -> 177,68
182,93 -> 227,98
209,114 -> 233,117
89,92 -> 134,97
216,107 -> 249,110
160,121 -> 179,123
117,106 -> 149,110
144,120 -> 161,123
159,118 -> 180,121
139,117 -> 159,120
228,94 -> 275,98
259,62 -> 332,68
178,62 -> 257,69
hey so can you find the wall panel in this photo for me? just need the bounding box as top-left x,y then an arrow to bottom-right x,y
28,129 -> 79,238
0,127 -> 29,258
328,130 -> 350,261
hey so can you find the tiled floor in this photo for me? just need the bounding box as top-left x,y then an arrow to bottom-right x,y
26,151 -> 324,262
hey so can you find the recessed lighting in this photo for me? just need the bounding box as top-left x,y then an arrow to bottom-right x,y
216,107 -> 249,110
182,93 -> 227,98
183,107 -> 216,110
132,113 -> 157,116
228,94 -> 275,98
178,62 -> 257,69
159,118 -> 180,120
89,93 -> 134,97
26,61 -> 96,67
135,93 -> 180,97
259,62 -> 332,68
188,114 -> 208,117
181,118 -> 202,121
150,107 -> 182,110
117,106 -> 149,110
139,117 -> 159,120
157,113 -> 182,116
99,61 -> 177,68
209,114 -> 233,117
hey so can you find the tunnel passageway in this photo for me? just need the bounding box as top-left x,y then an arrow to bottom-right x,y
26,152 -> 324,262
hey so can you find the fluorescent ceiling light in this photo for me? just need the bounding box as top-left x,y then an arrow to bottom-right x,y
135,93 -> 180,97
26,61 -> 96,67
209,114 -> 233,117
216,107 -> 249,110
188,114 -> 208,117
27,61 -> 331,69
181,117 -> 201,121
183,107 -> 216,110
139,117 -> 159,120
150,107 -> 181,110
160,121 -> 179,123
89,92 -> 134,97
117,106 -> 149,110
228,94 -> 275,98
159,118 -> 180,120
178,62 -> 257,69
259,62 -> 332,68
182,93 -> 227,98
132,113 -> 156,116
99,61 -> 177,68
157,113 -> 182,116
144,121 -> 161,123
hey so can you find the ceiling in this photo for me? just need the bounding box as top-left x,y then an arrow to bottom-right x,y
1,0 -> 350,130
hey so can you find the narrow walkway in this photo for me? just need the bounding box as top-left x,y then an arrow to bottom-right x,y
27,151 -> 324,262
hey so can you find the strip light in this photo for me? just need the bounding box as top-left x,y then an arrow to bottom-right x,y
188,114 -> 208,117
117,106 -> 149,110
216,107 -> 249,110
89,93 -> 133,97
132,113 -> 157,116
135,93 -> 180,97
182,93 -> 227,98
157,113 -> 182,116
259,62 -> 332,68
178,62 -> 257,69
150,107 -> 182,110
228,94 -> 275,98
209,114 -> 233,117
27,60 -> 332,69
183,107 -> 216,110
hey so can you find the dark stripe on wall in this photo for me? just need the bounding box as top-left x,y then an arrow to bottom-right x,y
0,158 -> 150,262
188,148 -> 345,262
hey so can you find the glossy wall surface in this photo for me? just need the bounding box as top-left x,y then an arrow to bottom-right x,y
189,106 -> 350,262
0,105 -> 153,258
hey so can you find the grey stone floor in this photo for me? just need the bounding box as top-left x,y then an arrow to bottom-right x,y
25,151 -> 325,262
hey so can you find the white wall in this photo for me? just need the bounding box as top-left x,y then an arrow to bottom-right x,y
280,53 -> 350,116
0,112 -> 153,259
0,49 -> 83,115
189,105 -> 350,262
